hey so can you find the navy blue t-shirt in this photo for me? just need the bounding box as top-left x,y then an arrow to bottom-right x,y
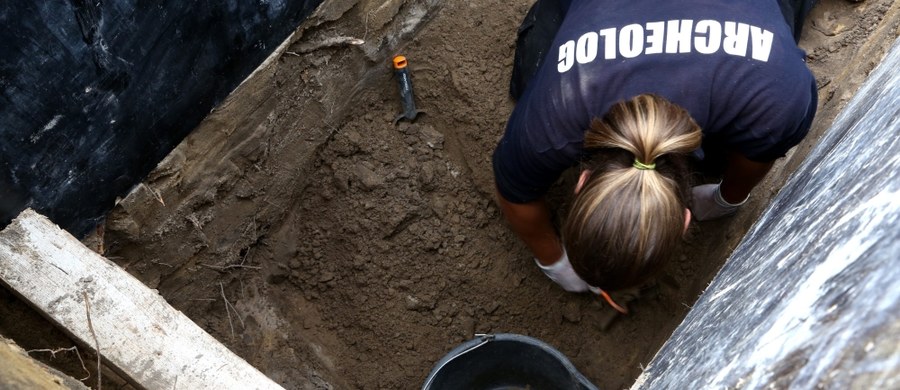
493,0 -> 818,203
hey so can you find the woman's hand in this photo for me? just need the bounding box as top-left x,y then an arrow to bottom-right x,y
535,249 -> 597,293
691,182 -> 746,221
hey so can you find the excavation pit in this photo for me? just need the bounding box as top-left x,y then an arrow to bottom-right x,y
1,0 -> 898,388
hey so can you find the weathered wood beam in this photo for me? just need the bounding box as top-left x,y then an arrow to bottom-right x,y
0,209 -> 284,390
0,336 -> 89,390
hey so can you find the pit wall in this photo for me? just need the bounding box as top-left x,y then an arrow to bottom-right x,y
97,0 -> 445,386
103,0 -> 443,302
635,36 -> 900,389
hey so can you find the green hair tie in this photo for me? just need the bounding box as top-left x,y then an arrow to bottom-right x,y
633,159 -> 656,170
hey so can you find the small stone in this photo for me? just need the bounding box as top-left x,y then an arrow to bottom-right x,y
418,125 -> 444,150
345,130 -> 362,146
419,162 -> 436,190
354,163 -> 384,191
268,265 -> 289,284
333,172 -> 350,192
404,295 -> 434,312
562,301 -> 582,323
431,197 -> 447,218
513,275 -> 524,287
459,315 -> 476,338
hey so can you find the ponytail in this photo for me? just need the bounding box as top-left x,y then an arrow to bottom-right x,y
563,94 -> 701,291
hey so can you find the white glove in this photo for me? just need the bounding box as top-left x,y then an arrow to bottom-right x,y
691,183 -> 748,221
536,250 -> 599,294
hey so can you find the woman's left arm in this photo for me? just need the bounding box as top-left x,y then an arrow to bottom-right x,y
720,152 -> 774,203
691,151 -> 775,221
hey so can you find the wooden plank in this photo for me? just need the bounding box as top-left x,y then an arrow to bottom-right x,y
0,209 -> 283,390
0,336 -> 89,390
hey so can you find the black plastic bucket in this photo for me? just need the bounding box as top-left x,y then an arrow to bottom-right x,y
422,333 -> 599,390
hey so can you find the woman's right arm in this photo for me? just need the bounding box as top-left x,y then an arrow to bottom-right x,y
495,190 -> 563,266
497,189 -> 599,293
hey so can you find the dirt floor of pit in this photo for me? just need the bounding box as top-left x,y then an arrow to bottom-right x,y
2,0 -> 898,389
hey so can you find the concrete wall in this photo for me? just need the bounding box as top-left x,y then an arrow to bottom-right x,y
635,37 -> 900,389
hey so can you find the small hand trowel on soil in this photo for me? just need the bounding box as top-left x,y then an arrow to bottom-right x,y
392,55 -> 425,124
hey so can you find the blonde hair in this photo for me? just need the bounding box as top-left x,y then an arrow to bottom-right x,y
563,94 -> 701,291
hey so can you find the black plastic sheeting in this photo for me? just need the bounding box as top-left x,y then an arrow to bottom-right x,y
0,0 -> 321,236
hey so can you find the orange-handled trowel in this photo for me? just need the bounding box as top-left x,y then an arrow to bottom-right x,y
392,55 -> 425,124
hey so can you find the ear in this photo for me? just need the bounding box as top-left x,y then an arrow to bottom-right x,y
575,169 -> 591,195
684,208 -> 692,233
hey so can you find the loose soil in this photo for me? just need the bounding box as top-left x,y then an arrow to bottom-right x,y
2,0 -> 898,389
